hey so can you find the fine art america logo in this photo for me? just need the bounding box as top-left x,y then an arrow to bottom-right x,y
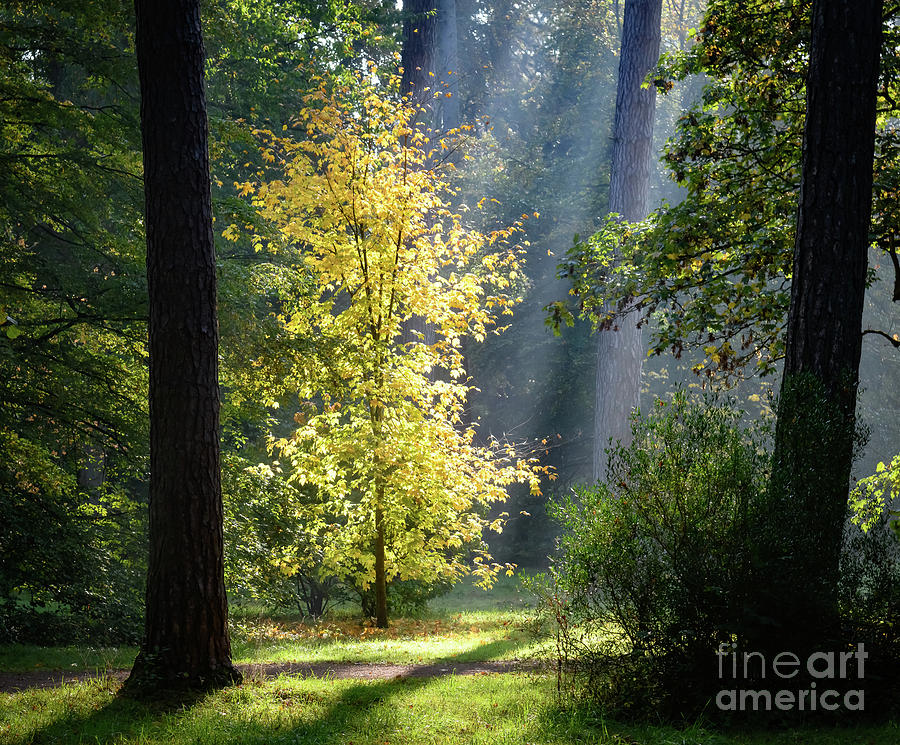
715,642 -> 867,712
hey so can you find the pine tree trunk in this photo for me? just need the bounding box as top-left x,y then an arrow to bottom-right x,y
758,0 -> 882,649
125,0 -> 240,695
592,0 -> 662,481
401,0 -> 437,112
435,0 -> 460,131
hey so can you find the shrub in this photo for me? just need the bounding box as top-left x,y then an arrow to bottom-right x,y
544,393 -> 769,717
355,577 -> 453,620
838,512 -> 900,714
222,453 -> 347,618
0,430 -> 145,645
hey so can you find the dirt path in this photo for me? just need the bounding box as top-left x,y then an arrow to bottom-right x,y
0,659 -> 543,693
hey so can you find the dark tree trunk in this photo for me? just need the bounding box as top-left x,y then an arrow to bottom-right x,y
124,0 -> 240,694
401,0 -> 437,111
592,0 -> 662,480
435,0 -> 460,131
784,2 -> 881,389
374,495 -> 388,628
758,0 -> 882,650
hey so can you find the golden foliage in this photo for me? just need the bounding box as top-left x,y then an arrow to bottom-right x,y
227,74 -> 551,592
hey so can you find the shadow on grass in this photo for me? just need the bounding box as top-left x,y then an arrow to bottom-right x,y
5,678 -> 208,745
10,675 -> 433,745
432,636 -> 536,664
7,637 -> 548,745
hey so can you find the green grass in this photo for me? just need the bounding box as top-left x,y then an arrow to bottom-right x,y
0,644 -> 136,674
2,673 -> 897,745
229,608 -> 548,665
0,577 -> 548,673
0,611 -> 546,673
0,577 -> 896,744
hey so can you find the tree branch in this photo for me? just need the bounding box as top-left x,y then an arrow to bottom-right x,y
862,328 -> 900,348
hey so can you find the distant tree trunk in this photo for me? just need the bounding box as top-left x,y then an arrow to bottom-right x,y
401,0 -> 437,113
400,0 -> 444,350
124,0 -> 240,694
592,0 -> 662,481
758,0 -> 882,648
435,0 -> 460,131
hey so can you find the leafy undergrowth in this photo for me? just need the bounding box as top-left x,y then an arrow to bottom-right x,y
2,673 -> 898,745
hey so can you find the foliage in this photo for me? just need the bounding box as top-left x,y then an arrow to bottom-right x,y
840,513 -> 900,636
227,74 -> 549,615
551,0 -> 900,382
0,430 -> 144,645
543,393 -> 769,717
837,511 -> 900,717
0,0 -> 149,448
850,453 -> 900,539
222,453 -> 348,619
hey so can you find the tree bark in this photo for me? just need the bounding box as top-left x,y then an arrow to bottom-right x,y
124,0 -> 240,694
401,0 -> 438,112
374,494 -> 389,628
760,0 -> 882,649
435,0 -> 460,132
592,0 -> 662,480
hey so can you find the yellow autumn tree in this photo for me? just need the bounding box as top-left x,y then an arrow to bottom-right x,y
227,73 -> 548,627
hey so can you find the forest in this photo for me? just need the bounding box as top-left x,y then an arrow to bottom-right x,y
1,0 -> 899,742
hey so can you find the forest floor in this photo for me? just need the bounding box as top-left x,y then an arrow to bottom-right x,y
2,580 -> 898,744
0,658 -> 543,693
0,577 -> 547,692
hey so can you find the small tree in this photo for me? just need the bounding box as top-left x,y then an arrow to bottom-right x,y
228,75 -> 548,627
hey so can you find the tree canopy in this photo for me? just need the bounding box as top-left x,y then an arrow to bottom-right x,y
226,76 -> 548,625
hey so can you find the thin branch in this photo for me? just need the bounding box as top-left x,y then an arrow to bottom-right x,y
862,328 -> 900,348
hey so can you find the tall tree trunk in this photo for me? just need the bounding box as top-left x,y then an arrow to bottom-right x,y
757,0 -> 883,650
401,0 -> 459,135
435,0 -> 460,132
125,0 -> 240,694
592,0 -> 662,481
400,0 -> 443,349
401,0 -> 437,114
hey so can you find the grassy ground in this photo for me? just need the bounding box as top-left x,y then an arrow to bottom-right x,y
1,578 -> 897,744
0,578 -> 546,674
2,673 -> 898,745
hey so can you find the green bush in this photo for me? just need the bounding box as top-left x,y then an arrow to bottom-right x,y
544,393 -> 769,717
0,430 -> 145,645
838,513 -> 900,712
223,453 -> 347,618
356,577 -> 453,619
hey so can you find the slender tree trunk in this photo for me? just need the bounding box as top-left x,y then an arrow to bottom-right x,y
370,387 -> 390,628
400,1 -> 443,348
124,0 -> 240,694
592,0 -> 662,481
374,492 -> 389,628
757,0 -> 883,650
